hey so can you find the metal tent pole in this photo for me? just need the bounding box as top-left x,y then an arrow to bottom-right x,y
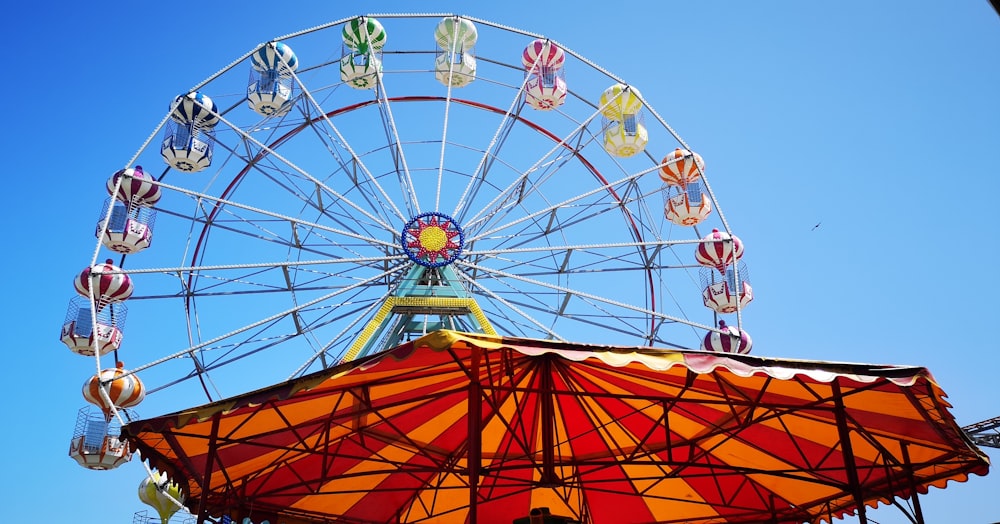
901,442 -> 926,524
832,382 -> 869,524
196,415 -> 222,524
468,346 -> 483,524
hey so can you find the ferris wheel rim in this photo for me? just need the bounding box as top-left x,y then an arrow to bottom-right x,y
70,13 -> 755,424
180,94 -> 660,337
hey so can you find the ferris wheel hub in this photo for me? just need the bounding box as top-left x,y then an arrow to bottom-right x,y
402,212 -> 464,268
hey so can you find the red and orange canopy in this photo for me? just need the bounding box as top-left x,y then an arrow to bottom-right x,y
124,330 -> 989,524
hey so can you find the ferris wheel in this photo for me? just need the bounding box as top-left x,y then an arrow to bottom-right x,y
63,14 -> 755,471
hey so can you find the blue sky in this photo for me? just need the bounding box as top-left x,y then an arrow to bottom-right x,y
4,1 -> 998,523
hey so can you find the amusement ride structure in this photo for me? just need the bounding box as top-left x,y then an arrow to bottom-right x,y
60,14 -> 991,524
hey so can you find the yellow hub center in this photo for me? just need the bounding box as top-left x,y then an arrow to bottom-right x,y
419,226 -> 447,252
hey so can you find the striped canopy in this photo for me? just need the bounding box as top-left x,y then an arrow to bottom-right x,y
123,330 -> 989,524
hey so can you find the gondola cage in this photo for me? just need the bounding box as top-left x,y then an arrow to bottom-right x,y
60,295 -> 126,356
160,92 -> 218,173
523,39 -> 567,110
599,84 -> 647,157
341,17 -> 386,90
434,17 -> 478,87
67,406 -> 133,470
247,41 -> 298,116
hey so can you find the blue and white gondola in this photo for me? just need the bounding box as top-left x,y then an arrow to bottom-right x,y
248,41 -> 298,116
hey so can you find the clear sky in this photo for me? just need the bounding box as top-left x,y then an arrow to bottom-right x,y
3,1 -> 998,523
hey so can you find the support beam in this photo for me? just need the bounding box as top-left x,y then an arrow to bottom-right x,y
901,442 -> 925,524
196,415 -> 222,524
468,347 -> 482,524
539,356 -> 557,486
344,265 -> 496,361
832,382 -> 868,523
962,416 -> 1000,449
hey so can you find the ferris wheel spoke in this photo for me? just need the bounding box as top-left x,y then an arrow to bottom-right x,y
461,262 -> 664,342
289,284 -> 399,378
456,259 -> 712,333
207,104 -> 401,235
204,291 -> 379,373
370,72 -> 422,215
467,239 -> 704,257
479,203 -> 634,255
172,263 -> 407,396
287,122 -> 401,237
469,247 -> 695,280
478,161 -> 658,239
284,65 -> 414,225
451,106 -> 521,221
454,266 -> 565,341
152,179 -> 398,252
124,262 -> 406,382
460,102 -> 606,236
490,288 -> 656,342
122,255 -> 406,281
178,319 -> 303,395
466,164 -> 658,257
451,67 -> 533,221
435,51 -> 459,211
